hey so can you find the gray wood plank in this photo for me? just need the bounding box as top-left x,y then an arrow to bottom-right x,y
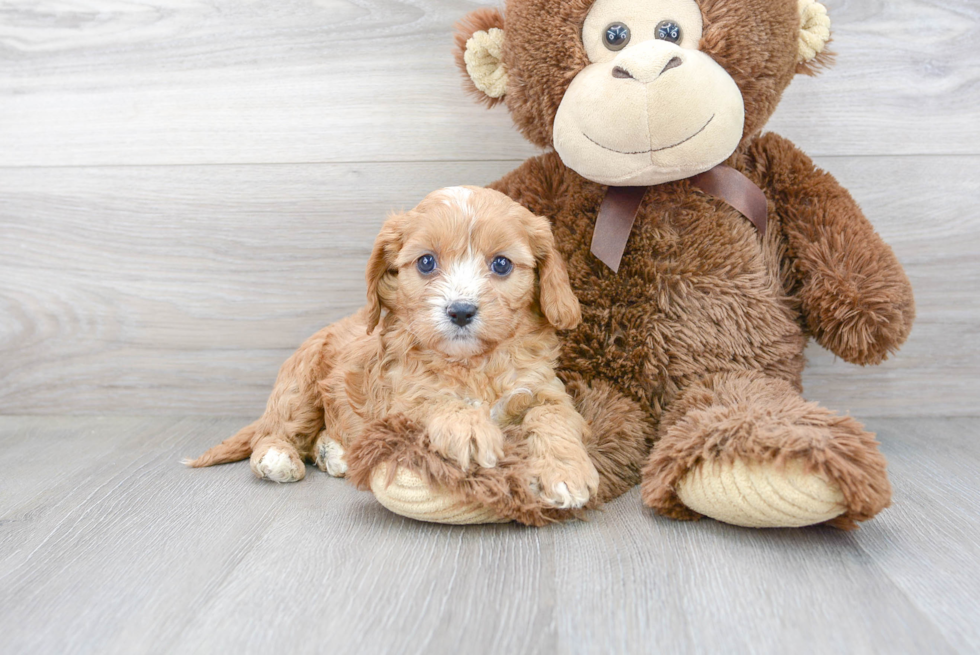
0,416 -> 976,654
0,0 -> 977,167
550,497 -> 956,655
1,156 -> 975,417
0,416 -> 142,518
852,418 -> 980,655
0,416 -> 300,654
171,500 -> 558,655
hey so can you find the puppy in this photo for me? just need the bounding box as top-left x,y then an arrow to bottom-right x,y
187,186 -> 600,508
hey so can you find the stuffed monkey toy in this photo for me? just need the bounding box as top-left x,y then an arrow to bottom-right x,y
346,0 -> 914,529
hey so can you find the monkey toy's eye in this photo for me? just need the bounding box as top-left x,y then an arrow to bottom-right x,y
490,256 -> 513,276
655,20 -> 682,43
603,23 -> 631,51
416,254 -> 437,274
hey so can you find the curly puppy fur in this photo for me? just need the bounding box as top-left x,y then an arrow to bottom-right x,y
453,0 -> 913,527
188,187 -> 649,519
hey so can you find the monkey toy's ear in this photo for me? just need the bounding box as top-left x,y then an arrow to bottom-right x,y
454,9 -> 507,107
796,0 -> 834,75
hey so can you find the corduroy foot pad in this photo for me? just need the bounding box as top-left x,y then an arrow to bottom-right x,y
370,464 -> 509,524
677,458 -> 846,528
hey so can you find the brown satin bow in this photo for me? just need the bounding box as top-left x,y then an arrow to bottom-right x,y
590,164 -> 769,273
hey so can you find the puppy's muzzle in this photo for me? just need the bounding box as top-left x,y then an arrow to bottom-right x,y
447,302 -> 478,327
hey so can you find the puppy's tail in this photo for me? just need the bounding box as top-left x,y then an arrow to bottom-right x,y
183,422 -> 258,468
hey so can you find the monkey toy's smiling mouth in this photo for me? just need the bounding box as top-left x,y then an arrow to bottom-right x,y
583,114 -> 715,156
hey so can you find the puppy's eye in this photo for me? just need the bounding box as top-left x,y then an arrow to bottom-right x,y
603,23 -> 630,51
490,256 -> 513,276
655,20 -> 682,43
416,254 -> 437,275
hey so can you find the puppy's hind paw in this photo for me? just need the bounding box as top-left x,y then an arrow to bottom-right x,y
315,438 -> 348,478
252,447 -> 305,483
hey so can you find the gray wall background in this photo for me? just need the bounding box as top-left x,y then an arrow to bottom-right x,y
1,0 -> 977,417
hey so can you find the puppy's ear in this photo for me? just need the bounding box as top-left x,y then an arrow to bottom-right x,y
365,214 -> 404,334
525,212 -> 581,330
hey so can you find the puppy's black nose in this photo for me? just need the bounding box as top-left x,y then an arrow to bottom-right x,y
447,302 -> 478,327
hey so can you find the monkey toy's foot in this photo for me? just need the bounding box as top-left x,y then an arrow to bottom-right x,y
369,464 -> 508,525
671,458 -> 849,528
641,372 -> 892,529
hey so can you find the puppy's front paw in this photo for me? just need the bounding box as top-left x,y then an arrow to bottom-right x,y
427,411 -> 505,470
529,454 -> 600,509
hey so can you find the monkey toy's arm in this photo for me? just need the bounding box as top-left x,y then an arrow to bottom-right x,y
750,132 -> 915,365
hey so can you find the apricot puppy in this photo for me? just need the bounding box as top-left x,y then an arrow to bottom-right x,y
187,186 -> 600,509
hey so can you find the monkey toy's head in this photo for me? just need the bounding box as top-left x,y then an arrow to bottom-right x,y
455,0 -> 833,186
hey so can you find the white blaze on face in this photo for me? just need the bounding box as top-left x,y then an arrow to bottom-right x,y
421,186 -> 494,356
428,253 -> 487,348
440,186 -> 479,246
440,186 -> 473,211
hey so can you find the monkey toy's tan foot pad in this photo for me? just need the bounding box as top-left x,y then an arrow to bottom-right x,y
369,464 -> 508,525
344,415 -> 581,527
676,458 -> 846,528
641,372 -> 892,529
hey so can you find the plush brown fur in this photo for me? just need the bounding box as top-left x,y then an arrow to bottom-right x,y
188,187 -> 650,520
453,0 -> 914,527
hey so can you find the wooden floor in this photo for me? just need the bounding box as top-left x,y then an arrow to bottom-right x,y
0,416 -> 977,654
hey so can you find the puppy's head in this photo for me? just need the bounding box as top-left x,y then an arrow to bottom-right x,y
365,186 -> 580,358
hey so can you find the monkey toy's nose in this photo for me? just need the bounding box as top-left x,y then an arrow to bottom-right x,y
447,302 -> 478,327
612,56 -> 682,82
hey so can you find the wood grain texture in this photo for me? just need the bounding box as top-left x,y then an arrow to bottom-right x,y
0,416 -> 977,654
1,156 -> 976,416
0,0 -> 977,416
0,0 -> 978,167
